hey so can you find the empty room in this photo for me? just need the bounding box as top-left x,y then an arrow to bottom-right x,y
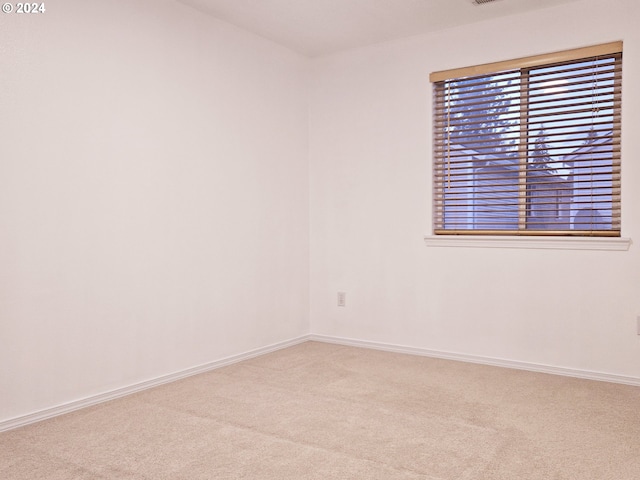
1,0 -> 639,478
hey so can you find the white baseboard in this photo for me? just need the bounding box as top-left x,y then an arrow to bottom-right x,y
0,335 -> 310,433
309,334 -> 640,387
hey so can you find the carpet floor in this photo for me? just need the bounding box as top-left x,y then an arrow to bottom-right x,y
1,341 -> 640,479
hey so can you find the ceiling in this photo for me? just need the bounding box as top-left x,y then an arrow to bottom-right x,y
176,0 -> 583,57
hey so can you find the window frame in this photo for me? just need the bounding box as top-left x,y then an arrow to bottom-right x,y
429,42 -> 623,240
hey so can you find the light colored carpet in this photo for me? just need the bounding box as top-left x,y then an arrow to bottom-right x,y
1,341 -> 639,479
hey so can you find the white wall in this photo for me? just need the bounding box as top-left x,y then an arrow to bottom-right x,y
0,0 -> 309,423
309,0 -> 640,378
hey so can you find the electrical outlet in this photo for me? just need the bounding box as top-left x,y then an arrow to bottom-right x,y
337,292 -> 346,307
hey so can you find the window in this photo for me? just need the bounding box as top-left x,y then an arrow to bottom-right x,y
430,43 -> 622,237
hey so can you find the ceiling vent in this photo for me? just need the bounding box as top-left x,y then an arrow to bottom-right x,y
471,0 -> 500,5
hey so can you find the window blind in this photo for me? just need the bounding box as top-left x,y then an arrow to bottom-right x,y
431,43 -> 622,236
